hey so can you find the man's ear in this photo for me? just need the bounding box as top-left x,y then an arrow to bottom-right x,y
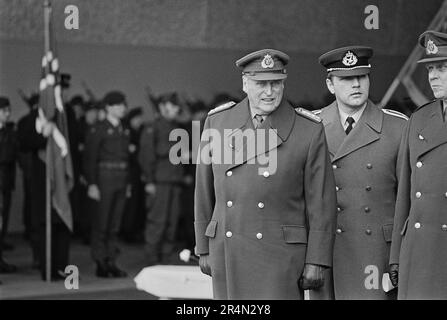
242,76 -> 248,94
326,77 -> 335,95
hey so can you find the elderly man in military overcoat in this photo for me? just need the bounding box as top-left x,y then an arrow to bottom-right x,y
311,46 -> 407,300
389,31 -> 447,300
194,49 -> 337,300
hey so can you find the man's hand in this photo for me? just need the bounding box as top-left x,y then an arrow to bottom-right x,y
389,264 -> 399,287
144,183 -> 156,196
87,184 -> 101,201
299,263 -> 326,290
199,254 -> 212,277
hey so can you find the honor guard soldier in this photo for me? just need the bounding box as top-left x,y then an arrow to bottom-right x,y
0,97 -> 18,277
389,31 -> 447,299
310,46 -> 407,300
84,91 -> 130,278
139,93 -> 186,265
194,49 -> 337,299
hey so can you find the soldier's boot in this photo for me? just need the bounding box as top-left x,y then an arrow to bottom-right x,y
106,258 -> 127,278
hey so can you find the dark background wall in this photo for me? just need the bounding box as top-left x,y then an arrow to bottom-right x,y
0,0 -> 444,231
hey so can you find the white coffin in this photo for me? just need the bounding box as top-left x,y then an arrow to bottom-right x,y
134,265 -> 213,299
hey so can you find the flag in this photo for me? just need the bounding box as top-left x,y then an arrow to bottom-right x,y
38,1 -> 74,231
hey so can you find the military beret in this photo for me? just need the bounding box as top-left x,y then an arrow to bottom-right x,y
0,96 -> 11,109
319,46 -> 373,77
103,91 -> 127,107
417,30 -> 447,64
236,49 -> 289,81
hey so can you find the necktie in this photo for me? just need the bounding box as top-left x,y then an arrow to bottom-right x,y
345,116 -> 355,135
254,114 -> 264,128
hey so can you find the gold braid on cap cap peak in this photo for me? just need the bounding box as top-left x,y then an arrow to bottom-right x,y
326,64 -> 371,72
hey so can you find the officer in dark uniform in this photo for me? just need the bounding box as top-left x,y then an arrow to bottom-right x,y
390,31 -> 447,299
139,92 -> 186,265
84,91 -> 130,277
311,46 -> 407,300
18,101 -> 71,281
194,49 -> 337,299
120,107 -> 145,243
0,97 -> 18,276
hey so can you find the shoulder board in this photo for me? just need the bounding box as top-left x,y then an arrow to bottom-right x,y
208,101 -> 236,116
415,99 -> 437,112
382,108 -> 409,121
295,107 -> 322,123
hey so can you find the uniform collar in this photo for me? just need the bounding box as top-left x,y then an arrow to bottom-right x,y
338,102 -> 367,129
320,100 -> 383,161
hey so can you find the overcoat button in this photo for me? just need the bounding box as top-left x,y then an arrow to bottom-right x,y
416,161 -> 423,168
258,202 -> 265,209
365,229 -> 372,235
336,228 -> 343,234
263,171 -> 270,178
332,164 -> 338,169
415,192 -> 421,199
364,207 -> 370,213
366,163 -> 373,169
227,201 -> 233,208
226,171 -> 233,177
226,231 -> 233,238
256,233 -> 263,240
442,225 -> 447,231
418,134 -> 424,140
415,222 -> 421,229
366,186 -> 371,191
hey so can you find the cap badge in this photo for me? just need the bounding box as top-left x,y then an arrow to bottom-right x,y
426,39 -> 439,55
342,51 -> 358,67
261,54 -> 274,68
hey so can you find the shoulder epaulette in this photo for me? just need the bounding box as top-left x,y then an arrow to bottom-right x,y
208,101 -> 236,116
415,99 -> 437,112
295,107 -> 322,123
382,108 -> 409,121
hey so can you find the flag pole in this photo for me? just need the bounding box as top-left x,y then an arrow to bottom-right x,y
43,0 -> 52,282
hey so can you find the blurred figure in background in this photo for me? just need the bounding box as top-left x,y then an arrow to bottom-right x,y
120,107 -> 146,244
0,96 -> 18,274
84,91 -> 130,278
17,92 -> 40,268
139,92 -> 187,265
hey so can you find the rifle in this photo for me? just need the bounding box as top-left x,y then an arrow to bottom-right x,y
17,89 -> 39,109
80,80 -> 97,104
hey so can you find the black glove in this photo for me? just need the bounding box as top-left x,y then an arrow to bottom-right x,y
298,264 -> 326,290
389,264 -> 399,287
199,254 -> 212,277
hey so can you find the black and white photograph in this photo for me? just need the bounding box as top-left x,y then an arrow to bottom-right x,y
0,0 -> 447,305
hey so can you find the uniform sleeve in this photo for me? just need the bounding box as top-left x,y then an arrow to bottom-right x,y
194,116 -> 215,255
303,123 -> 337,267
83,125 -> 102,185
138,124 -> 156,184
390,119 -> 412,265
